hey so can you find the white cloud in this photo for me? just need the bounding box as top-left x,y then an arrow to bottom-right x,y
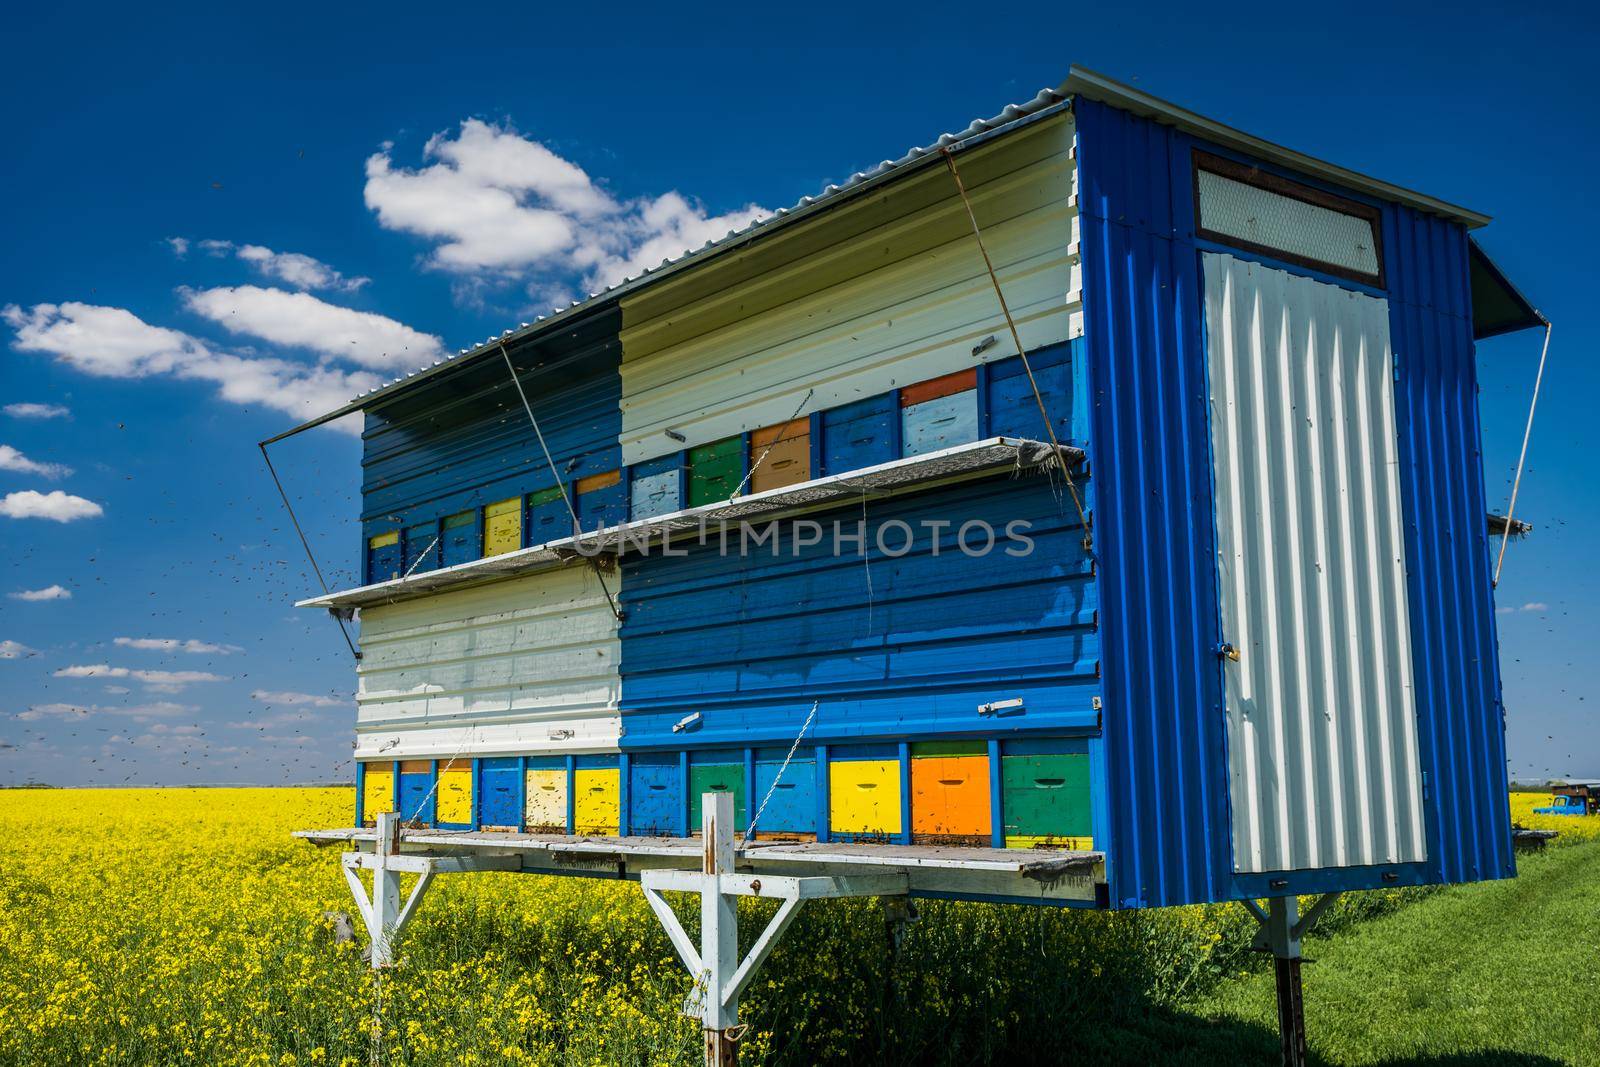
0,490 -> 102,521
166,236 -> 190,258
182,238 -> 370,293
0,444 -> 72,480
0,640 -> 36,659
52,664 -> 228,693
1522,602 -> 1549,612
114,636 -> 241,654
364,118 -> 770,302
250,689 -> 345,707
3,301 -> 205,378
16,700 -> 192,722
9,585 -> 71,602
4,302 -> 380,430
239,244 -> 369,292
3,402 -> 70,420
180,286 -> 440,369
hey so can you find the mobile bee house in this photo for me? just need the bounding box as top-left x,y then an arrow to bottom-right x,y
277,67 -> 1545,1065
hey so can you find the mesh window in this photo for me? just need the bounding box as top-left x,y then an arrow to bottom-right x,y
1195,153 -> 1382,284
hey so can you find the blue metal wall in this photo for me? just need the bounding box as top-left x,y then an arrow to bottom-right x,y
1385,207 -> 1515,886
1076,97 -> 1513,907
617,475 -> 1099,751
1075,99 -> 1233,908
360,307 -> 622,540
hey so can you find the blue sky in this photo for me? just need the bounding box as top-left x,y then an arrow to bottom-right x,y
2,1 -> 1595,786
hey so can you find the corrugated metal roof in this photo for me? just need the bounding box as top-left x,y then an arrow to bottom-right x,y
265,87 -> 1072,441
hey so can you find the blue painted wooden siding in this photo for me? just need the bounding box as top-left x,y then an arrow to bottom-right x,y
987,342 -> 1077,443
359,307 -> 622,544
404,520 -> 441,575
618,475 -> 1099,750
820,393 -> 897,475
1077,96 -> 1513,908
478,756 -> 522,827
628,752 -> 683,834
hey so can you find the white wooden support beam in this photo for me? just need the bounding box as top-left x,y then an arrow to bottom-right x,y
639,794 -> 913,1067
701,792 -> 738,1045
642,881 -> 702,978
338,812 -> 522,968
641,870 -> 908,900
720,895 -> 803,1010
341,852 -> 522,875
368,812 -> 405,968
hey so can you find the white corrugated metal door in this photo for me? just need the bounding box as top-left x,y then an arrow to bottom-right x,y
1203,252 -> 1427,874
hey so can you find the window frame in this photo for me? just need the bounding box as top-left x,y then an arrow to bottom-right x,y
1192,149 -> 1385,288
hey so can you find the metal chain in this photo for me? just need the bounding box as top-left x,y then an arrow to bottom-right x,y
730,388 -> 815,499
740,701 -> 819,849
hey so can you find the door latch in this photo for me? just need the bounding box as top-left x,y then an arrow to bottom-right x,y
1217,642 -> 1241,663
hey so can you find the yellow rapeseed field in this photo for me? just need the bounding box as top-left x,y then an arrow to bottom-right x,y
0,787 -> 698,1066
1508,790 -> 1600,840
1,787 -> 1586,1065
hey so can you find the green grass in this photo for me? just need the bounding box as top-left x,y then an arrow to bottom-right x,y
1168,840 -> 1600,1067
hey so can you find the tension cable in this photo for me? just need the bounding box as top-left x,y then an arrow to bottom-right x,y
258,441 -> 360,662
1493,321 -> 1552,587
498,343 -> 624,621
942,146 -> 1092,552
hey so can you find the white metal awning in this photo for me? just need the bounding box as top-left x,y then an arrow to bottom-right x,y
298,436 -> 1082,611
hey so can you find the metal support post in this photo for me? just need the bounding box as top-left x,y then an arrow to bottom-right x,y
1266,897 -> 1306,1067
1241,892 -> 1340,1067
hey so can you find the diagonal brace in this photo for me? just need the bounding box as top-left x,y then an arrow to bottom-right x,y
642,883 -> 702,977
722,895 -> 805,1008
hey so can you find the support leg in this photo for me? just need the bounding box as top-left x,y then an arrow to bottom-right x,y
1264,896 -> 1305,1067
700,792 -> 739,1066
339,811 -> 439,969
1273,955 -> 1307,1067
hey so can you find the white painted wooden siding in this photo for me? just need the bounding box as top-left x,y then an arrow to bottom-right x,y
1204,252 -> 1427,874
617,114 -> 1081,466
354,565 -> 621,759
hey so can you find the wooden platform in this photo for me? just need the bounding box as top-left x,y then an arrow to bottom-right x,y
295,826 -> 1106,905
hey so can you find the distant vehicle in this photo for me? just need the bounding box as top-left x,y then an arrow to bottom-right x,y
1534,795 -> 1590,816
